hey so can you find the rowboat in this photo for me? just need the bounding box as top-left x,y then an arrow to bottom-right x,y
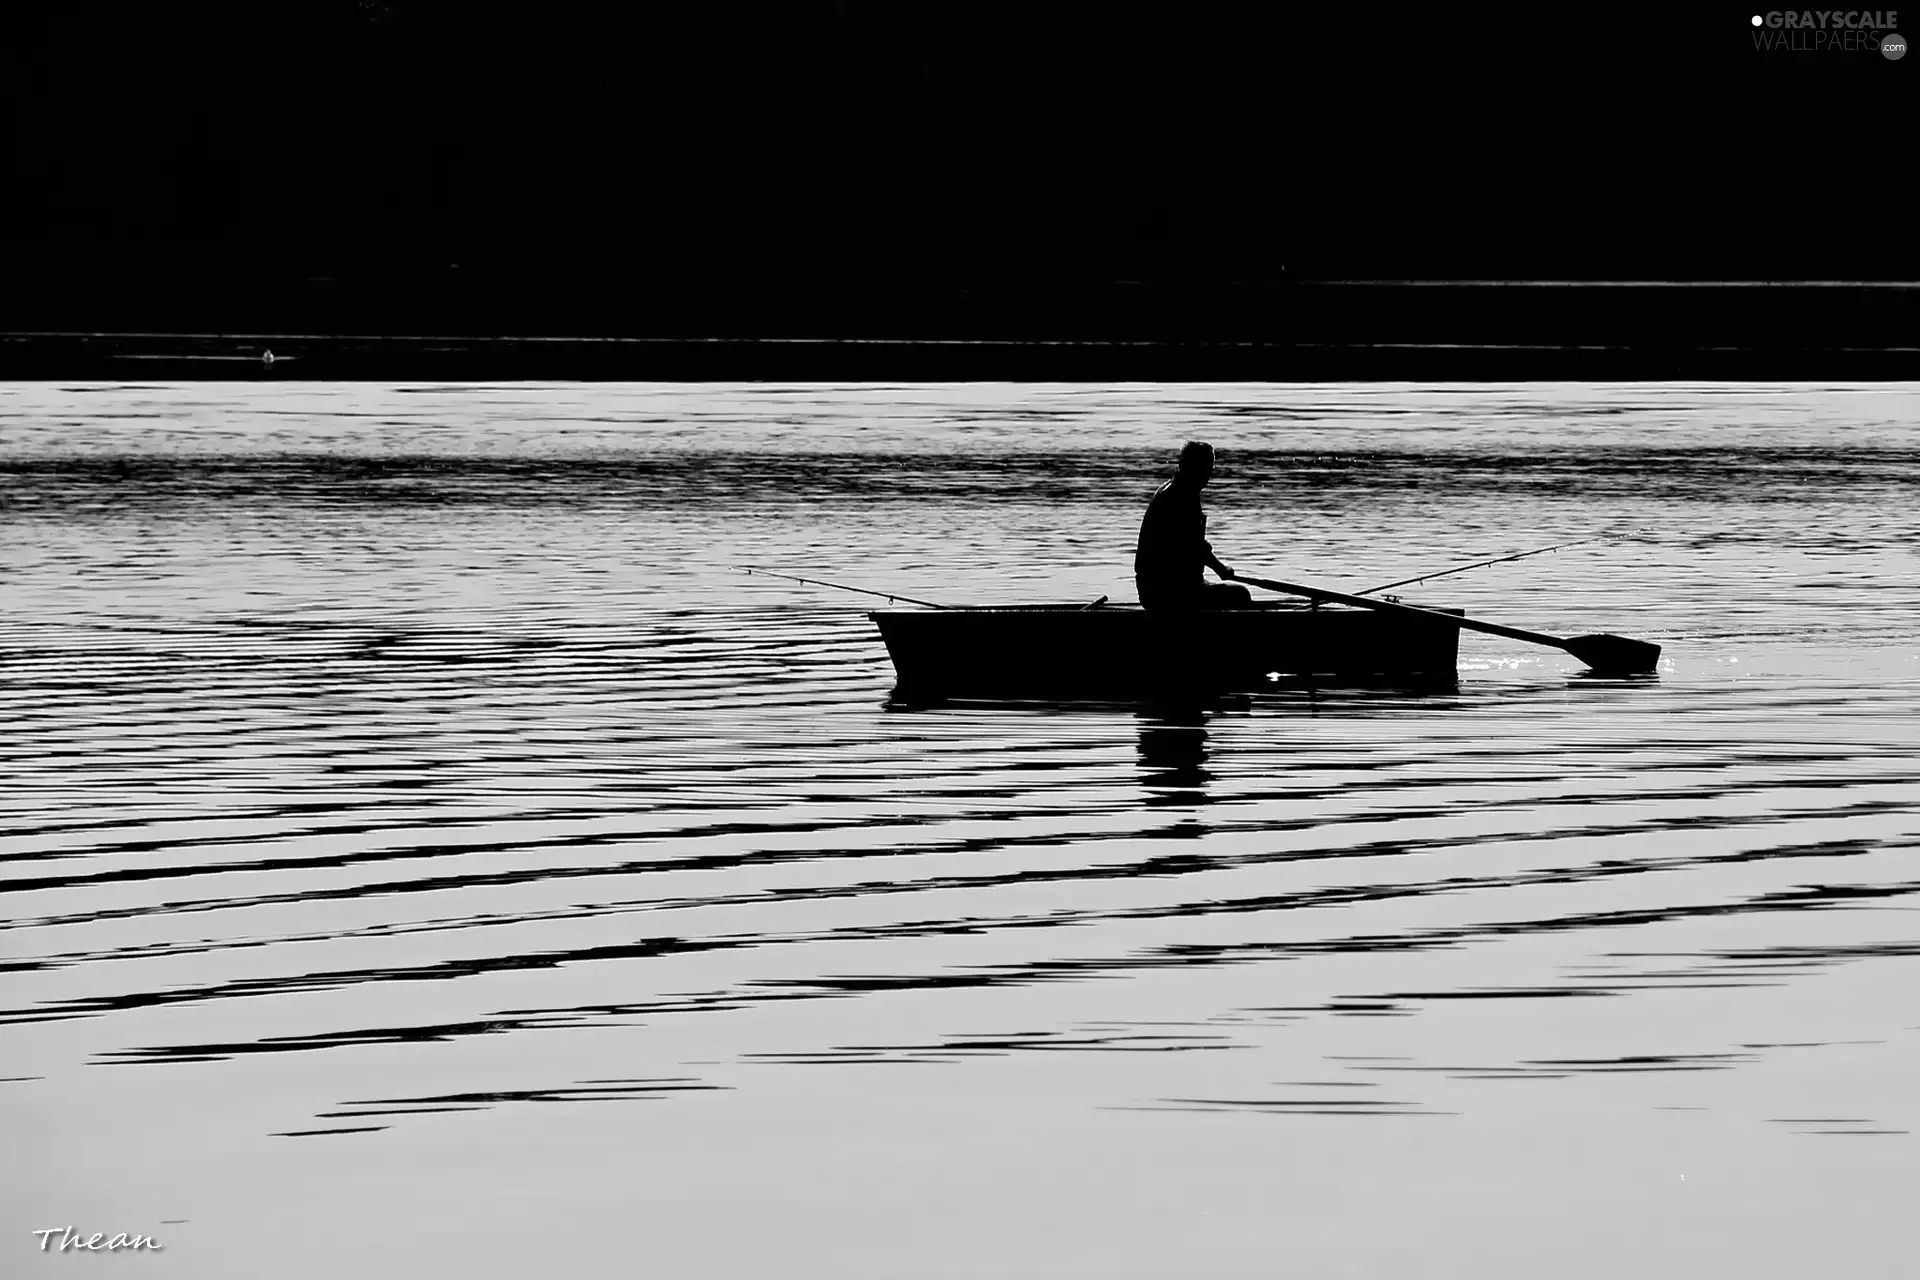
870,601 -> 1463,697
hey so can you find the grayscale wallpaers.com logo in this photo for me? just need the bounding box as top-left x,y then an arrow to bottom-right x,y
1750,10 -> 1905,56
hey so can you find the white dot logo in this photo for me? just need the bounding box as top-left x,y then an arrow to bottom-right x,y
1751,14 -> 1763,25
1884,32 -> 1907,58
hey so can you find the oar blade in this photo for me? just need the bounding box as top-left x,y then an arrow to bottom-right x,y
1562,634 -> 1662,675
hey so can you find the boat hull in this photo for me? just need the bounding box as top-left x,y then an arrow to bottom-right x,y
871,602 -> 1462,697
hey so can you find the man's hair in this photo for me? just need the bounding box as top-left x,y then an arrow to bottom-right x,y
1179,440 -> 1213,469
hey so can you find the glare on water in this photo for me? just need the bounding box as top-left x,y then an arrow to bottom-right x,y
3,382 -> 1918,1278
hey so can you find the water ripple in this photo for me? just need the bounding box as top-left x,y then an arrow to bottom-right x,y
4,383 -> 1917,1252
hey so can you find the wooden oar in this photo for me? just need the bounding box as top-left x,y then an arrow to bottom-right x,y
1232,573 -> 1661,675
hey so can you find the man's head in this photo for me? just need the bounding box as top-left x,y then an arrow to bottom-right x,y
1177,440 -> 1214,487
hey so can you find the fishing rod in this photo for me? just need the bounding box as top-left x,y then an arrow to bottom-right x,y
1356,535 -> 1624,597
737,566 -> 953,610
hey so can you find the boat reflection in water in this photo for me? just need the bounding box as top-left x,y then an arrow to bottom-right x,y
885,683 -> 1468,823
1137,707 -> 1213,807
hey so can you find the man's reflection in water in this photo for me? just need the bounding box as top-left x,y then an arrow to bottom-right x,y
1137,707 -> 1211,805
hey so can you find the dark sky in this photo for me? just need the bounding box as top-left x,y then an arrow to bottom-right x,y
2,3 -> 1911,334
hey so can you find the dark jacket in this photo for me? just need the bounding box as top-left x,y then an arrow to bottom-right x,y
1134,480 -> 1210,598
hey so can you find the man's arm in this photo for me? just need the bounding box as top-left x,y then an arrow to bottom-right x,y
1202,540 -> 1235,580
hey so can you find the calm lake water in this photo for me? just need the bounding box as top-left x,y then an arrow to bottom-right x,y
4,382 -> 1918,1278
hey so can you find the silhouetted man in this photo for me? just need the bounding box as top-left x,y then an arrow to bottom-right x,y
1134,441 -> 1254,613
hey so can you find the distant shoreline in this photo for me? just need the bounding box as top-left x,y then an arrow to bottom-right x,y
8,282 -> 1918,380
5,331 -> 1917,380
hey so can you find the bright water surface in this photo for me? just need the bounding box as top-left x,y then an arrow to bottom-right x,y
3,383 -> 1918,1278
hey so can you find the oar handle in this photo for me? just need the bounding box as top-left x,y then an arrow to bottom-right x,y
1233,574 -> 1571,651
